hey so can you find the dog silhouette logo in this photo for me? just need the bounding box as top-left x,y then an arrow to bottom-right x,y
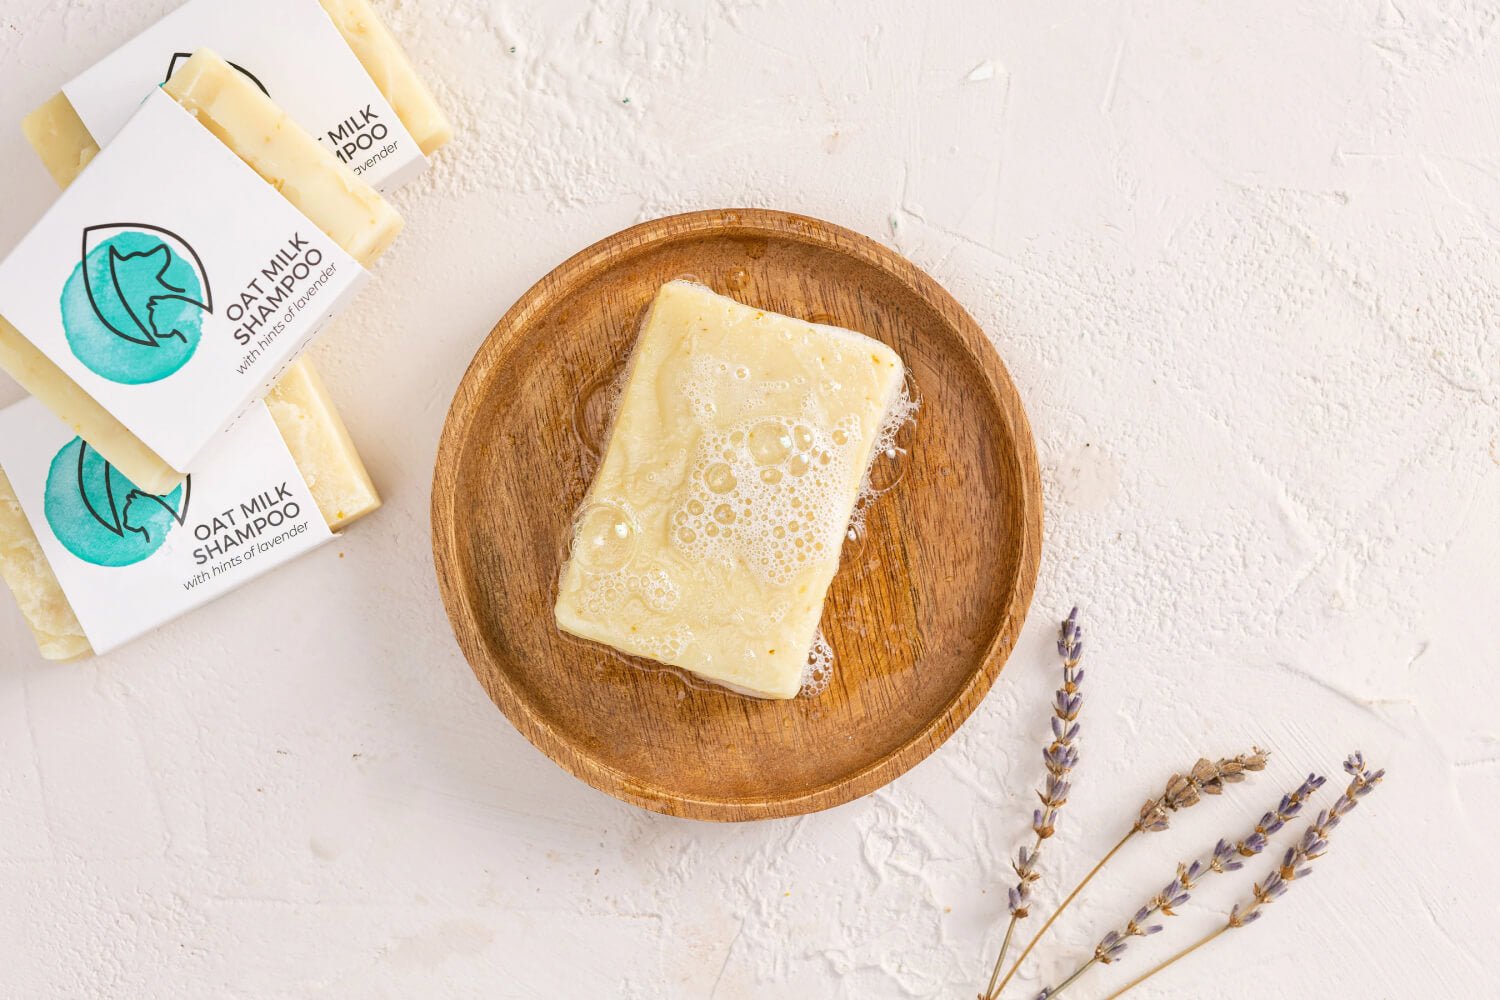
59,224 -> 212,384
43,437 -> 191,567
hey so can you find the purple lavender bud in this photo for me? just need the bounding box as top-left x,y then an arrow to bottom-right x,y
1096,930 -> 1129,962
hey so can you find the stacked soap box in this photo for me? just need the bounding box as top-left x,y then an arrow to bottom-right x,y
0,0 -> 451,659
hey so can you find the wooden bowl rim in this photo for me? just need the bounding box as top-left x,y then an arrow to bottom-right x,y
430,208 -> 1043,821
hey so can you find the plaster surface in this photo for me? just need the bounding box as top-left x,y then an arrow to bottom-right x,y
0,2 -> 1495,997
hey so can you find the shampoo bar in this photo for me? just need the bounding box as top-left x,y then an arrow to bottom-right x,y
0,50 -> 398,495
0,363 -> 379,661
2,56 -> 380,661
554,281 -> 906,699
162,50 -> 403,267
313,0 -> 452,156
22,0 -> 449,190
18,55 -> 377,526
20,92 -> 98,189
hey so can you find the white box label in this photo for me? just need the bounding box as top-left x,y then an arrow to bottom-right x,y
62,0 -> 427,191
0,90 -> 366,473
0,396 -> 333,655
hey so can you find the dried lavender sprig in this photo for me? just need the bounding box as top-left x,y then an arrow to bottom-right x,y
989,747 -> 1270,998
1035,773 -> 1326,999
979,609 -> 1085,1000
1227,754 -> 1384,929
1134,747 -> 1272,833
1103,754 -> 1385,999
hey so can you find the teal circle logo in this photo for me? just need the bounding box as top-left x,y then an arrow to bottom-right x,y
43,437 -> 191,567
60,224 -> 212,385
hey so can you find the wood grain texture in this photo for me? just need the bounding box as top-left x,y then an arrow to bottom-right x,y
431,209 -> 1042,821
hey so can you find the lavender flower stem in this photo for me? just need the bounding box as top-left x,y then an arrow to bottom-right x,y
1100,926 -> 1229,1000
979,609 -> 1085,1000
989,829 -> 1133,999
982,903 -> 1025,1000
991,747 -> 1270,997
1046,956 -> 1099,998
1101,754 -> 1383,998
1040,774 -> 1326,999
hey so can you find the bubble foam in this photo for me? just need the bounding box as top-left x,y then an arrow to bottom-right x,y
671,411 -> 862,588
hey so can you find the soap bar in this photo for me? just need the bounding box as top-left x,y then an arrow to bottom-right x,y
0,362 -> 379,661
3,66 -> 381,661
0,50 -> 398,496
314,0 -> 453,156
554,281 -> 906,699
14,55 -> 378,532
20,92 -> 97,188
22,0 -> 449,190
163,50 -> 403,267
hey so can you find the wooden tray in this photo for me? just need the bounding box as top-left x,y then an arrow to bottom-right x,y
431,209 -> 1041,821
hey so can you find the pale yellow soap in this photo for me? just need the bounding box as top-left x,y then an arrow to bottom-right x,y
20,0 -> 451,184
0,355 -> 381,661
20,91 -> 97,188
316,0 -> 453,156
163,49 -> 403,267
2,49 -> 401,496
554,281 -> 906,700
3,79 -> 383,661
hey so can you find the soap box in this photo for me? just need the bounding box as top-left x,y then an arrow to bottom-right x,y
0,89 -> 367,476
61,0 -> 428,192
0,395 -> 333,655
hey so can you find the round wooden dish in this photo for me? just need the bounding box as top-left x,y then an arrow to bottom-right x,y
432,209 -> 1041,821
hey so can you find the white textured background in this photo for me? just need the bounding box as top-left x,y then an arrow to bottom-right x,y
2,1 -> 1496,997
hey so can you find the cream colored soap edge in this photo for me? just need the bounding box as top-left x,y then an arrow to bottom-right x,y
0,317 -> 179,493
20,92 -> 95,188
163,49 -> 403,267
0,356 -> 381,662
316,0 -> 453,156
3,49 -> 402,494
20,0 -> 450,185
